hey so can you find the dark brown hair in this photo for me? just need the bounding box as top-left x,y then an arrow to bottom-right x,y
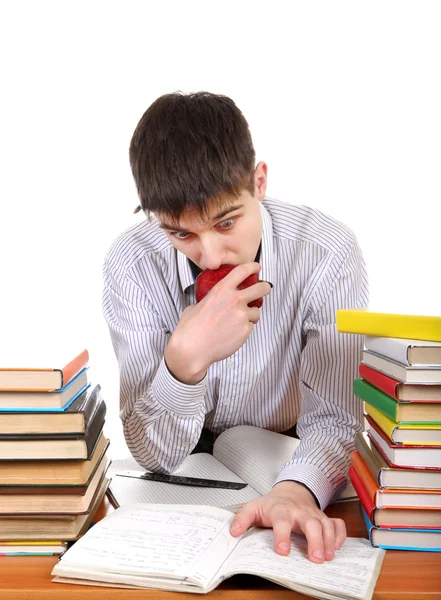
129,91 -> 256,225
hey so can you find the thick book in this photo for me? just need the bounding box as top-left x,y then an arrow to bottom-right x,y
359,363 -> 441,402
355,432 -> 441,489
0,404 -> 105,460
355,378 -> 441,424
361,506 -> 441,551
364,403 -> 441,445
0,349 -> 89,391
362,350 -> 441,383
0,475 -> 109,541
0,369 -> 89,410
351,451 -> 441,509
364,336 -> 441,366
108,426 -> 357,511
0,433 -> 109,491
336,310 -> 441,343
0,384 -> 104,436
51,503 -> 385,599
349,465 -> 441,529
0,455 -> 110,514
366,415 -> 441,469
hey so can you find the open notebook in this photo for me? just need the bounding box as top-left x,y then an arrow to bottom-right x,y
108,426 -> 357,511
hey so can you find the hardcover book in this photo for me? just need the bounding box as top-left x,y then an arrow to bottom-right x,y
0,384 -> 105,436
0,475 -> 109,541
364,403 -> 441,445
0,369 -> 89,410
361,506 -> 441,551
0,349 -> 89,391
0,456 -> 110,514
359,363 -> 441,402
336,310 -> 441,343
354,377 -> 441,423
354,432 -> 441,489
351,452 -> 441,509
366,416 -> 441,469
0,402 -> 105,460
362,351 -> 441,384
364,336 -> 441,366
349,465 -> 441,529
0,433 -> 109,490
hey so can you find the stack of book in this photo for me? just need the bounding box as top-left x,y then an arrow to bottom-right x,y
337,310 -> 441,552
0,350 -> 110,556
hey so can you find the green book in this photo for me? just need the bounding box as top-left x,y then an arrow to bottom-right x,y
353,378 -> 441,424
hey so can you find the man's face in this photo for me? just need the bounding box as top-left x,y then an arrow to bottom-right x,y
156,163 -> 267,271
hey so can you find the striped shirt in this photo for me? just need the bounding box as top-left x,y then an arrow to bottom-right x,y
102,197 -> 368,509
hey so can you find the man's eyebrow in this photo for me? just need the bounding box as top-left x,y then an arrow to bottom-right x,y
158,204 -> 244,231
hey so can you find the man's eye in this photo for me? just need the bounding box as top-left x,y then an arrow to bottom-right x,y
172,231 -> 190,240
217,217 -> 236,229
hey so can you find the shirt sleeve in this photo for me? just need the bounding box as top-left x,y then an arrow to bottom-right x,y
102,263 -> 207,473
273,232 -> 369,510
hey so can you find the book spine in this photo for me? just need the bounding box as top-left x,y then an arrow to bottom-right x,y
359,363 -> 399,399
354,378 -> 397,421
336,310 -> 441,343
59,350 -> 89,389
349,466 -> 376,522
350,451 -> 380,503
365,336 -> 411,365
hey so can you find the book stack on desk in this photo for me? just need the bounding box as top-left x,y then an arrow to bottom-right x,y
0,349 -> 111,555
336,310 -> 441,552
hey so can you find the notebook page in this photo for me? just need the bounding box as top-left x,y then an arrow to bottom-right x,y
52,504 -> 238,591
219,529 -> 385,600
108,453 -> 260,509
213,426 -> 357,502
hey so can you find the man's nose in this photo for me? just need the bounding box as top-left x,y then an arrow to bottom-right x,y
200,237 -> 226,271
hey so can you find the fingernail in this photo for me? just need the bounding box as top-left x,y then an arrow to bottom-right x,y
325,548 -> 334,560
231,521 -> 241,534
277,542 -> 290,554
263,280 -> 273,288
312,549 -> 324,561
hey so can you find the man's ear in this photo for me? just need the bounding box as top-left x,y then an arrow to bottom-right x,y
254,161 -> 268,200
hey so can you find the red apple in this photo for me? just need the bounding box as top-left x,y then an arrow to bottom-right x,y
195,264 -> 263,308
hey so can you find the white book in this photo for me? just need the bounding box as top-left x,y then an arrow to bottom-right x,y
362,351 -> 441,384
52,503 -> 385,600
107,425 -> 357,512
364,337 -> 441,367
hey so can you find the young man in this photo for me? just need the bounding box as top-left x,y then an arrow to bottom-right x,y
103,92 -> 368,564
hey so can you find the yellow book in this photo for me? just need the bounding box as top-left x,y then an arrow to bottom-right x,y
0,540 -> 63,545
365,403 -> 441,446
336,310 -> 441,342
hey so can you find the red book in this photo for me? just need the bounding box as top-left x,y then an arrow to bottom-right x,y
359,363 -> 441,402
349,465 -> 441,529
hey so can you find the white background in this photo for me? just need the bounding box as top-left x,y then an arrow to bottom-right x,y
1,1 -> 440,456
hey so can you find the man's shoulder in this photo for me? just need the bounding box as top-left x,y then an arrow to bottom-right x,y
263,197 -> 357,253
104,217 -> 172,277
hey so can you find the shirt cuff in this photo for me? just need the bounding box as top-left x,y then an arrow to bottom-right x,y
273,463 -> 336,511
151,357 -> 207,416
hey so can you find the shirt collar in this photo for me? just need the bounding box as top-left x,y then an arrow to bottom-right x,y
177,199 -> 275,295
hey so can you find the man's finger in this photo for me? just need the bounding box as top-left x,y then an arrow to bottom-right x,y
302,517 -> 326,563
230,502 -> 257,537
270,508 -> 294,556
319,516 -> 337,561
332,517 -> 347,551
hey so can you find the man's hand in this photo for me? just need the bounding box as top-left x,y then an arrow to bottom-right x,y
230,480 -> 346,563
165,262 -> 272,384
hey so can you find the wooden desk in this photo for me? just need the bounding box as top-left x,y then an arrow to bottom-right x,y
1,498 -> 440,600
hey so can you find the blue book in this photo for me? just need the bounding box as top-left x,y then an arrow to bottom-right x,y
0,368 -> 89,412
361,506 -> 441,552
